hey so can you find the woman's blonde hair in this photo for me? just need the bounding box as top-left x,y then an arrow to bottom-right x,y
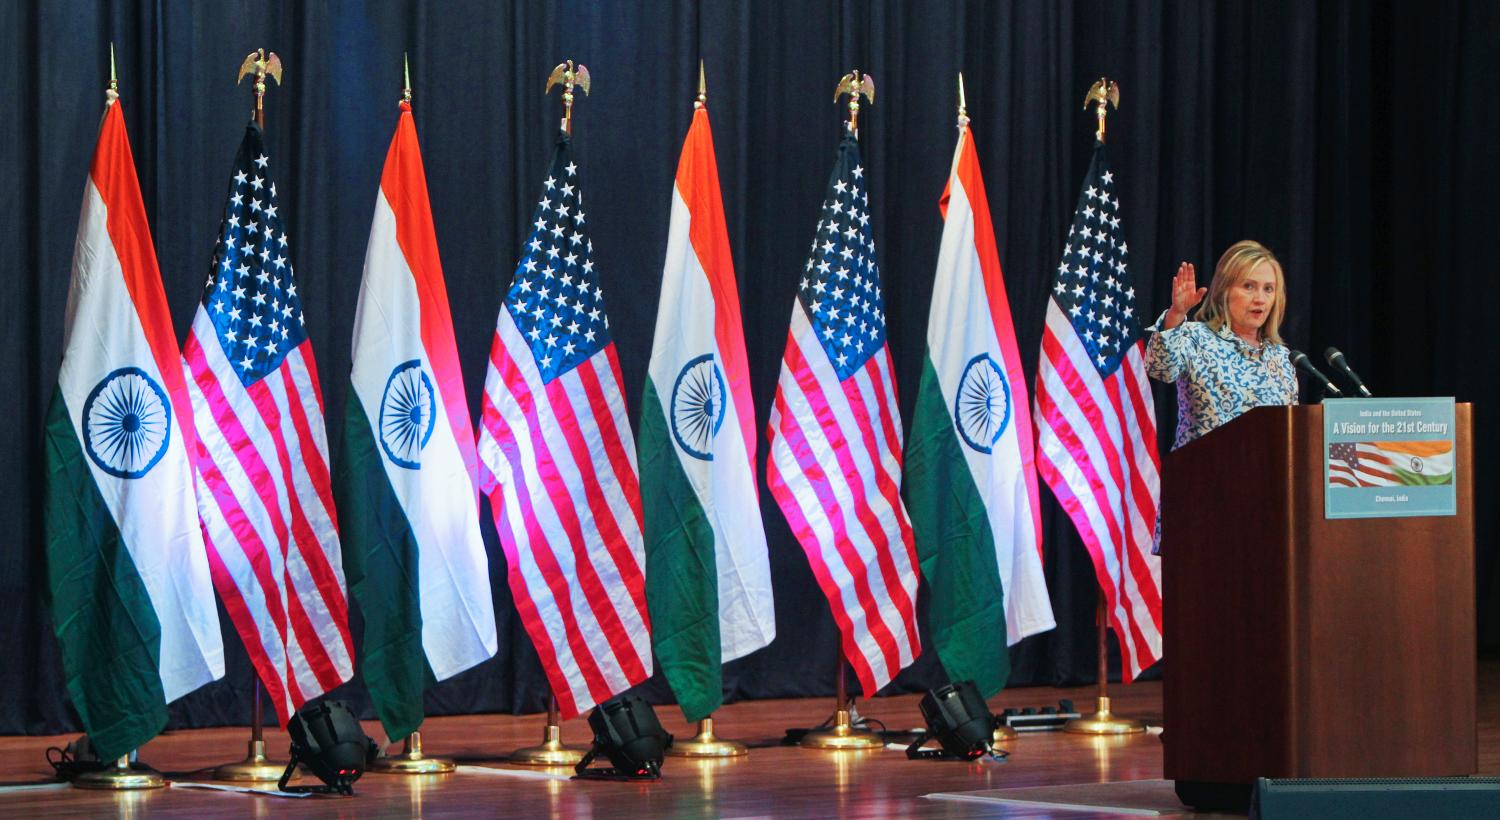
1194,240 -> 1285,344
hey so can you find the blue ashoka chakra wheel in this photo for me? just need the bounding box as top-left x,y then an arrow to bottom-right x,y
379,359 -> 437,470
954,353 -> 1012,454
670,354 -> 726,461
83,366 -> 172,479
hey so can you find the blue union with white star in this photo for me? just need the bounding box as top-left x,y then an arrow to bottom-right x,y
201,124 -> 307,387
797,133 -> 887,382
1048,145 -> 1141,378
505,133 -> 612,384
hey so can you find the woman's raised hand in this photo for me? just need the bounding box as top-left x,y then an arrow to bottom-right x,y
1165,262 -> 1206,327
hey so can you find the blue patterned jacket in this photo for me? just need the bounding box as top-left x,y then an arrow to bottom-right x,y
1145,312 -> 1298,450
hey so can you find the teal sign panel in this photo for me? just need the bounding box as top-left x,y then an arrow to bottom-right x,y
1324,397 -> 1457,519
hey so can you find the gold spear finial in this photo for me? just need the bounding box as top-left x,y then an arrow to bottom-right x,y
237,48 -> 284,128
545,60 -> 591,136
107,42 -> 119,105
695,59 -> 706,110
1083,77 -> 1120,143
403,52 -> 412,105
835,69 -> 875,136
957,71 -> 968,128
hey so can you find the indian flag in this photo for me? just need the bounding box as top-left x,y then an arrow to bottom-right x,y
338,100 -> 496,742
43,93 -> 224,760
640,102 -> 775,722
904,121 -> 1054,697
1380,440 -> 1455,485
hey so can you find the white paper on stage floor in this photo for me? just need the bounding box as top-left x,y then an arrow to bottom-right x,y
171,780 -> 313,798
454,764 -> 572,781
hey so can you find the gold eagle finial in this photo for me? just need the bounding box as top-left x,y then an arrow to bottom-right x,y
545,60 -> 591,135
835,70 -> 875,135
1083,77 -> 1120,143
237,49 -> 283,127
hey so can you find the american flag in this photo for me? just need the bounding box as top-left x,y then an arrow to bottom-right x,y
182,123 -> 352,723
766,132 -> 920,698
476,133 -> 651,720
1328,442 -> 1398,487
1033,142 -> 1163,681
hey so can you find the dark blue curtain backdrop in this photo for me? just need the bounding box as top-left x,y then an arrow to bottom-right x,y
4,1 -> 1496,735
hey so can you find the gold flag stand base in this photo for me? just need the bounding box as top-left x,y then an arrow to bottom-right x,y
992,723 -> 1020,745
1062,696 -> 1146,735
666,717 -> 747,758
213,681 -> 296,782
370,731 -> 455,774
509,722 -> 587,766
73,756 -> 165,791
1066,601 -> 1147,736
213,738 -> 297,782
800,709 -> 884,751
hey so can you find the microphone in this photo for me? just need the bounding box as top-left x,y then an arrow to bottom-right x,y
1289,350 -> 1343,397
1323,347 -> 1373,397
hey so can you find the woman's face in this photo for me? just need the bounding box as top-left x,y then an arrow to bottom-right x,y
1226,261 -> 1278,337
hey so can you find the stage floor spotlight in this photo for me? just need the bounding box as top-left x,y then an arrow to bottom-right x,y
279,700 -> 379,795
575,694 -> 671,781
906,680 -> 999,761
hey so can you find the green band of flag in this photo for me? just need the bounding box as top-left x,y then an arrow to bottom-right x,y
640,379 -> 723,722
44,386 -> 168,759
905,356 -> 1011,698
339,390 -> 434,741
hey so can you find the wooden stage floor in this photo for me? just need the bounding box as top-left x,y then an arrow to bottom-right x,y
4,659 -> 1496,817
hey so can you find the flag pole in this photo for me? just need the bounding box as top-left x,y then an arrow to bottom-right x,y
69,54 -> 164,792
508,62 -> 594,767
503,59 -> 601,769
1061,76 -> 1147,739
212,52 -> 304,780
664,62 -> 749,760
798,69 -> 886,753
953,70 -> 1018,747
364,58 -> 458,776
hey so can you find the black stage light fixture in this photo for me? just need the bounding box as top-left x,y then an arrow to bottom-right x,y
574,693 -> 671,781
278,699 -> 379,795
905,680 -> 996,761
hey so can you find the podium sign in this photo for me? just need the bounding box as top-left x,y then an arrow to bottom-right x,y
1324,397 -> 1457,519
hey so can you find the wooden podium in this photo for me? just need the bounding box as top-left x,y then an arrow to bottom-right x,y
1162,404 -> 1475,795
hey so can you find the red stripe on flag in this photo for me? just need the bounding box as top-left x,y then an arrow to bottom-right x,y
1039,330 -> 1132,565
780,341 -> 905,678
490,340 -> 646,690
479,388 -> 614,717
867,350 -> 921,585
243,374 -> 344,691
186,342 -> 291,558
766,390 -> 883,694
240,371 -> 343,692
1036,342 -> 1139,676
541,367 -> 650,638
598,347 -> 646,530
273,363 -> 352,654
482,488 -> 581,717
837,362 -> 917,652
201,529 -> 292,721
1102,369 -> 1163,627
